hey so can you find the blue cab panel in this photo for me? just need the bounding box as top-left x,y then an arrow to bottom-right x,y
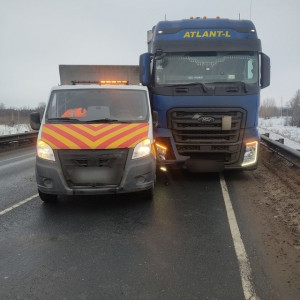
141,18 -> 270,171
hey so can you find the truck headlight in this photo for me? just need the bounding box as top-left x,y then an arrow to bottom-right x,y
155,142 -> 167,161
37,140 -> 55,161
132,138 -> 151,159
242,141 -> 258,167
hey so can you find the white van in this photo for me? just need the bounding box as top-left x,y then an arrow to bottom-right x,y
30,83 -> 156,202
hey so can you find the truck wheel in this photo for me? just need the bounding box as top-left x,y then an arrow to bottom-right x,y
38,190 -> 57,203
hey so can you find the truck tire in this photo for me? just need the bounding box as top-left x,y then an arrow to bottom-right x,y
38,190 -> 57,203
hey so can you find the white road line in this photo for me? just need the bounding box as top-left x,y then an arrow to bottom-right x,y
0,194 -> 39,216
0,157 -> 36,171
0,153 -> 35,163
219,173 -> 259,300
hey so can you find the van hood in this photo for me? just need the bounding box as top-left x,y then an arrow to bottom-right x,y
41,123 -> 149,149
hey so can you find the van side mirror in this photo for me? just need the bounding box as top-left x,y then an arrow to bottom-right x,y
30,112 -> 41,130
152,110 -> 158,128
260,53 -> 270,89
139,53 -> 151,86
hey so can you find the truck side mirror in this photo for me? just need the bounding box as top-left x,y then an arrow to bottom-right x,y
260,53 -> 270,89
139,53 -> 151,86
30,112 -> 41,130
152,110 -> 158,128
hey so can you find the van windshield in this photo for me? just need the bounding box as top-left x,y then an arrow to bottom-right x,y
46,89 -> 149,123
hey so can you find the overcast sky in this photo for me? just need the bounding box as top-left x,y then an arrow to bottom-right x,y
0,0 -> 299,108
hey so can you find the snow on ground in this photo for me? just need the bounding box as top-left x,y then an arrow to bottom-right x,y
259,117 -> 300,150
0,124 -> 32,136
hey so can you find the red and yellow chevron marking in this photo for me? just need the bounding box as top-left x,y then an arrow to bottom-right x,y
41,123 -> 149,149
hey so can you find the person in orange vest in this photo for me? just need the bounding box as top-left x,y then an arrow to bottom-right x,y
62,107 -> 87,118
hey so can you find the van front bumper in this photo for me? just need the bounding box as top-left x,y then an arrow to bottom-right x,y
36,149 -> 155,196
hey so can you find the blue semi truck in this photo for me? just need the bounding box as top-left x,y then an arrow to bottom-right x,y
140,17 -> 270,172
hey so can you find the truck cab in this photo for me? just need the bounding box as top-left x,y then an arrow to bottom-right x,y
140,18 -> 270,172
31,83 -> 156,202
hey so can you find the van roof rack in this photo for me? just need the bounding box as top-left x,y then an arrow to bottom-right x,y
71,80 -> 129,85
71,80 -> 99,85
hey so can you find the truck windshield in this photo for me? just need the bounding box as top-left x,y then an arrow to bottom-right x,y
46,89 -> 149,123
154,51 -> 258,86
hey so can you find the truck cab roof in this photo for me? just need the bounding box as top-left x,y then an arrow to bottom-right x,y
148,18 -> 260,53
153,18 -> 257,34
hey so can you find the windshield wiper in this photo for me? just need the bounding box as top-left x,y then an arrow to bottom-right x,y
47,117 -> 81,123
207,81 -> 249,93
48,117 -> 130,124
165,82 -> 208,93
84,118 -> 128,123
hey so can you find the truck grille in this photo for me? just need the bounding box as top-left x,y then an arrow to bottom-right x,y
167,108 -> 246,164
58,149 -> 128,187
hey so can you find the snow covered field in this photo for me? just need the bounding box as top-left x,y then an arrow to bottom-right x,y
1,118 -> 300,150
0,124 -> 32,136
258,117 -> 300,150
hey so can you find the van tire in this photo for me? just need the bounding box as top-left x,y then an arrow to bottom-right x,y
38,190 -> 57,203
143,186 -> 154,200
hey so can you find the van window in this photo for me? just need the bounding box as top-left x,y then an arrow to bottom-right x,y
46,89 -> 149,123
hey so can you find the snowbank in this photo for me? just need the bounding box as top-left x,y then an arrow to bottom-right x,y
259,117 -> 300,150
0,124 -> 32,136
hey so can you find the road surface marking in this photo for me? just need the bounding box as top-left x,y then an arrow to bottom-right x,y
0,194 -> 38,216
219,173 -> 259,300
0,157 -> 35,171
0,153 -> 35,163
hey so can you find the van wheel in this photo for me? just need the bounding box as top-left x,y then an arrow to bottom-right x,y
143,186 -> 154,200
38,190 -> 57,203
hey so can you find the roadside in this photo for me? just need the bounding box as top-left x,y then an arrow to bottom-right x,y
225,146 -> 300,299
258,117 -> 300,150
259,144 -> 300,247
0,124 -> 32,135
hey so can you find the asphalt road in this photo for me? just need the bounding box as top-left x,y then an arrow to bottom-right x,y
0,147 -> 274,299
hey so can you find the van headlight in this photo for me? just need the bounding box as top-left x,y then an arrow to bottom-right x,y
132,139 -> 151,159
242,141 -> 258,167
37,140 -> 55,161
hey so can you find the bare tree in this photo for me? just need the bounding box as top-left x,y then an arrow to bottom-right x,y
259,98 -> 279,119
36,102 -> 46,117
289,90 -> 300,127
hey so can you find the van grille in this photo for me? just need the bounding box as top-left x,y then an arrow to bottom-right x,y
58,149 -> 128,187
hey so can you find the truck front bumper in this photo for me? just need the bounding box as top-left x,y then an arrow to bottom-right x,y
155,127 -> 259,172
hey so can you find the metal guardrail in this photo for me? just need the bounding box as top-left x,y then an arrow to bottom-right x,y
1,131 -> 299,168
260,134 -> 300,168
0,131 -> 38,152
